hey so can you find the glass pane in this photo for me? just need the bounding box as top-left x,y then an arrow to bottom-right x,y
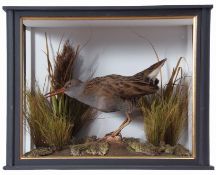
22,18 -> 194,158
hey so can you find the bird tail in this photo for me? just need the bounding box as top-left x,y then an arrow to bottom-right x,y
133,58 -> 167,80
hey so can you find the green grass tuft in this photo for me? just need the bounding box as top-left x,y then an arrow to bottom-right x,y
25,89 -> 73,150
139,58 -> 189,146
24,36 -> 95,150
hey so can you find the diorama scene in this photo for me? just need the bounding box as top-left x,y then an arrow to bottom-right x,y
23,18 -> 194,158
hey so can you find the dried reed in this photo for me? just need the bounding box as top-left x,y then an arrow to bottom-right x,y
25,34 -> 94,150
44,34 -> 93,136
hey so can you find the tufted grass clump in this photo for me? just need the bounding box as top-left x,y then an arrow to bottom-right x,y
24,34 -> 95,151
44,34 -> 94,136
25,89 -> 73,150
139,57 -> 189,146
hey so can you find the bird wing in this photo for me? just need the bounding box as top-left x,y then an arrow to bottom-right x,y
83,74 -> 158,99
82,75 -> 119,97
111,79 -> 159,99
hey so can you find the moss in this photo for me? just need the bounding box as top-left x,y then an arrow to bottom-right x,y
174,144 -> 191,157
124,137 -> 191,157
24,147 -> 54,157
158,142 -> 175,155
85,142 -> 109,156
124,138 -> 158,156
70,139 -> 109,156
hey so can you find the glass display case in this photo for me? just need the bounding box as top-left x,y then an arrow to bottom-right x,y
3,5 -> 214,170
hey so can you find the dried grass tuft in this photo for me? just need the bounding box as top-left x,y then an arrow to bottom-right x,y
53,40 -> 79,90
48,38 -> 93,135
25,89 -> 73,150
24,35 -> 95,150
139,58 -> 189,146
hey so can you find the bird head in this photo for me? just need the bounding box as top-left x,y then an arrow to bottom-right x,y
44,79 -> 82,98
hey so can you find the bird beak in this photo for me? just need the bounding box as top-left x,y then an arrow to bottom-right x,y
147,58 -> 167,79
44,87 -> 65,98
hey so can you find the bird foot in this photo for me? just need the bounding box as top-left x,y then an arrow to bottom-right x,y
101,132 -> 122,143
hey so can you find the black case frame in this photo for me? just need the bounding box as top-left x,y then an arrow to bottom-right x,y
3,5 -> 214,170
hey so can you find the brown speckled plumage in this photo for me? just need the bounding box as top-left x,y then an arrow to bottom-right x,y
83,75 -> 158,99
45,59 -> 166,137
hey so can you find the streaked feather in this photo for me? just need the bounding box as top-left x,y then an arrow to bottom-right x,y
83,74 -> 158,99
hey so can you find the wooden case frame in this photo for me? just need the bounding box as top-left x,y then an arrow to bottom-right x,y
3,5 -> 214,170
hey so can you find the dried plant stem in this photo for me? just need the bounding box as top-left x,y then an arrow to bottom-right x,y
132,31 -> 163,97
44,32 -> 54,84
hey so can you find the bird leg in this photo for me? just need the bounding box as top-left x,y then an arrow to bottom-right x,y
111,112 -> 132,137
104,117 -> 128,137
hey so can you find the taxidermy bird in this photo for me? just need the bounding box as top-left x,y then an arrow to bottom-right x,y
45,59 -> 166,138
